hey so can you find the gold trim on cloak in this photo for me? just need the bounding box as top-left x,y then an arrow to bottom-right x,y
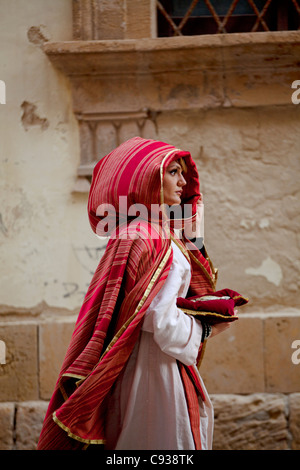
52,243 -> 173,446
180,307 -> 239,321
53,150 -> 215,445
188,248 -> 217,290
98,242 -> 172,361
52,411 -> 106,445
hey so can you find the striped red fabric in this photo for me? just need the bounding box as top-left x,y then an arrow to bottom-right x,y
178,363 -> 203,450
37,137 -> 216,450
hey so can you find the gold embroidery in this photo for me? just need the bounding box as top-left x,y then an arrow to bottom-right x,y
170,234 -> 191,264
59,384 -> 68,402
58,373 -> 87,400
53,223 -> 173,446
62,373 -> 86,380
188,249 -> 216,290
73,243 -> 173,389
182,307 -> 238,321
52,412 -> 106,445
101,243 -> 172,359
233,294 -> 249,302
196,339 -> 207,369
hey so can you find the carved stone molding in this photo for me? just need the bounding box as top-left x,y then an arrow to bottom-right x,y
43,31 -> 300,181
72,0 -> 156,40
76,110 -> 157,176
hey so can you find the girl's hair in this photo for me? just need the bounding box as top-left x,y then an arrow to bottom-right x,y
179,157 -> 187,173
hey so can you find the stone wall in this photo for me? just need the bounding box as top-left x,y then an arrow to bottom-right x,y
0,0 -> 299,451
155,105 -> 300,311
0,394 -> 300,450
0,311 -> 299,450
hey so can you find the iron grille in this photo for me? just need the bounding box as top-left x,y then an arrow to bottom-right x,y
157,0 -> 300,36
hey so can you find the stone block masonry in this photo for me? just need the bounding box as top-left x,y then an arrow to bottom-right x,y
211,393 -> 300,450
0,395 -> 299,450
0,313 -> 299,450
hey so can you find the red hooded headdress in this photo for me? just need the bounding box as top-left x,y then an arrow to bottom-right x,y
37,137 -> 217,449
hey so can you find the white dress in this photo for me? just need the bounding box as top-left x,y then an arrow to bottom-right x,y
105,241 -> 214,450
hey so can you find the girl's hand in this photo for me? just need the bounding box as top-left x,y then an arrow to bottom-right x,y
210,310 -> 238,338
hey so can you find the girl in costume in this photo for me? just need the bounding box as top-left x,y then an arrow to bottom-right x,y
37,136 -> 244,450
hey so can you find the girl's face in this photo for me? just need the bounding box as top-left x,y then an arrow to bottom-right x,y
163,160 -> 187,205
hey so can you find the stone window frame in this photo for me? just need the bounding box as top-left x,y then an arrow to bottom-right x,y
156,0 -> 300,37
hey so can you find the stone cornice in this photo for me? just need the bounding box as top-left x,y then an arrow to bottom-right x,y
44,31 -> 299,73
43,31 -> 300,178
44,31 -> 300,110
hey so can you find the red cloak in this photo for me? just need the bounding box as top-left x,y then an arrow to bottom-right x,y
37,137 -> 217,449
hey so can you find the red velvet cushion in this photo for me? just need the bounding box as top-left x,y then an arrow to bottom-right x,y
177,289 -> 248,324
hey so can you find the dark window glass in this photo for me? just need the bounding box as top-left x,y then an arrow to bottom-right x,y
157,0 -> 300,37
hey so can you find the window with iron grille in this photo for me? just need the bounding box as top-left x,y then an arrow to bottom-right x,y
157,0 -> 300,36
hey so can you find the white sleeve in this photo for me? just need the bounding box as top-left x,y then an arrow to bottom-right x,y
142,259 -> 203,366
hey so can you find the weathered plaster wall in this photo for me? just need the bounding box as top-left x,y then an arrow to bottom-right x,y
0,0 -> 103,311
155,105 -> 300,310
1,2 -> 299,313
